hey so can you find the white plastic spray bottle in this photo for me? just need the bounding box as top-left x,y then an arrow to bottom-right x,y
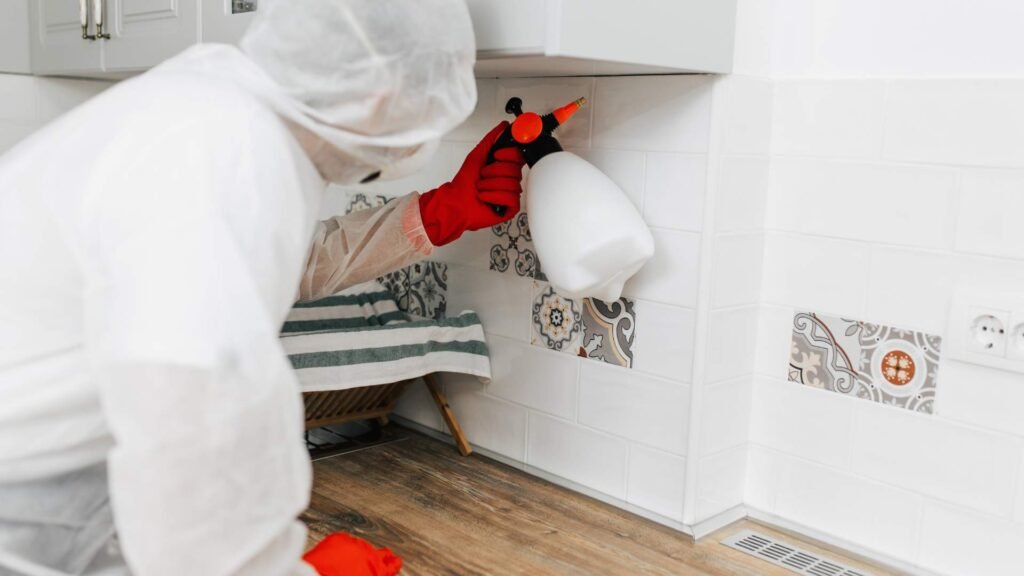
485,97 -> 654,301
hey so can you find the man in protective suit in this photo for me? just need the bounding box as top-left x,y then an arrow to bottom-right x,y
0,0 -> 525,574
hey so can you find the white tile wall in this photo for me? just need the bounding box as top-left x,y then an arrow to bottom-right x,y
718,75 -> 774,156
956,169 -> 1024,260
627,445 -> 687,521
939,360 -> 1024,438
632,301 -> 696,382
849,402 -> 1019,517
750,377 -> 854,470
772,81 -> 885,159
715,156 -> 770,234
485,335 -> 579,420
865,247 -> 958,335
695,445 -> 747,521
711,234 -> 764,308
642,153 -> 706,232
699,378 -> 752,455
771,158 -> 958,249
578,362 -> 690,456
527,412 -> 629,500
918,502 -> 1024,576
592,76 -> 713,153
754,305 -> 794,379
446,265 -> 533,341
444,374 -> 528,461
623,228 -> 702,307
761,233 -> 869,315
884,80 -> 1024,168
705,306 -> 760,384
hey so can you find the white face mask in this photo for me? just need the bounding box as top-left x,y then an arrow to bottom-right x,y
375,139 -> 440,182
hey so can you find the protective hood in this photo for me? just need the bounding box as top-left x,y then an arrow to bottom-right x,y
157,0 -> 478,184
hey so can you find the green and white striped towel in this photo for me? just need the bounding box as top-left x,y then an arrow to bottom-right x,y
281,281 -> 491,392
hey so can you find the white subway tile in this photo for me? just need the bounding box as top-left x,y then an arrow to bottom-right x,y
0,120 -> 39,153
527,412 -> 629,499
627,445 -> 686,521
716,156 -> 769,234
642,153 -> 707,232
772,81 -> 885,159
865,247 -> 958,335
571,148 -> 645,211
956,169 -> 1024,260
633,301 -> 695,382
744,444 -> 779,512
446,78 -> 501,143
717,75 -> 774,156
919,502 -> 1024,576
592,76 -> 712,153
486,336 -> 579,420
497,77 -> 593,147
706,306 -> 759,384
772,455 -> 923,561
771,158 -> 958,250
393,380 -> 444,431
755,305 -> 795,380
761,233 -> 870,316
712,234 -> 764,308
749,377 -> 854,469
940,360 -> 1024,438
33,77 -> 109,122
695,445 -> 747,521
700,378 -> 753,455
623,229 -> 701,308
446,265 -> 532,342
430,230 -> 492,270
444,374 -> 528,461
884,80 -> 1024,168
578,362 -> 690,455
850,402 -> 1020,517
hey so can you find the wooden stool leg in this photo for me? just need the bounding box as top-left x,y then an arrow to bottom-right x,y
423,374 -> 472,456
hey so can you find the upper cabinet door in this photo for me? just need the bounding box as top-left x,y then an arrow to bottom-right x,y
30,0 -> 102,75
102,0 -> 198,72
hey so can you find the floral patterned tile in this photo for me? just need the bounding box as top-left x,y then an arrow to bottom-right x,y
579,298 -> 636,368
531,283 -> 582,353
789,311 -> 942,414
530,282 -> 637,368
491,212 -> 546,280
378,261 -> 447,321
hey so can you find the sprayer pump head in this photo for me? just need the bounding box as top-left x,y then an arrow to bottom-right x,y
491,96 -> 587,168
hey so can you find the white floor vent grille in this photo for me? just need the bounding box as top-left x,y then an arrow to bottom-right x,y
721,529 -> 874,576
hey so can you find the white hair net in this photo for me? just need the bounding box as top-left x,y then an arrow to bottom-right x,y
238,0 -> 478,183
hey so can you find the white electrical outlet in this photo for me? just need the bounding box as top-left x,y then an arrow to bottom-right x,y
947,288 -> 1024,374
967,309 -> 1008,356
1008,315 -> 1024,362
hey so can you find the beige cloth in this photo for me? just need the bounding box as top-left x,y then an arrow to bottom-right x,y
300,194 -> 434,302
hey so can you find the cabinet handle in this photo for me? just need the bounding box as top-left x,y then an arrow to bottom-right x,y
94,0 -> 111,39
80,0 -> 96,39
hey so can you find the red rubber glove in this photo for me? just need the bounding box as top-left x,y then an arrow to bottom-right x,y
303,532 -> 402,576
418,121 -> 526,246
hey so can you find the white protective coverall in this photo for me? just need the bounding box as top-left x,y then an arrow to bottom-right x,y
0,0 -> 476,574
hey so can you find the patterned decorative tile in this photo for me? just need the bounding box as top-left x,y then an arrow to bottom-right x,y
406,261 -> 448,320
377,261 -> 447,321
789,311 -> 941,414
491,212 -> 546,280
579,298 -> 636,368
531,283 -> 582,352
346,192 -> 392,214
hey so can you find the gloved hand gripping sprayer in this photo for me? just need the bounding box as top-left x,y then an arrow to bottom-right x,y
486,97 -> 655,302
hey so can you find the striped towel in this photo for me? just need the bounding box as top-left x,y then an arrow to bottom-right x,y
281,281 -> 491,392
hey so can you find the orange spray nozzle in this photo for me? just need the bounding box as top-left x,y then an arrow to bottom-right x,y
553,97 -> 587,125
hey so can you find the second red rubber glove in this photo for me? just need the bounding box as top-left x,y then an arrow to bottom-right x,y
418,121 -> 526,246
303,532 -> 402,576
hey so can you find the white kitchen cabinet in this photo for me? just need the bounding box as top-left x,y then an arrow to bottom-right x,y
29,0 -> 102,75
31,0 -> 736,77
103,0 -> 198,72
1,0 -> 31,73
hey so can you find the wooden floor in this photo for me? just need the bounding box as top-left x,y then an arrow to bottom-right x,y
302,428 -> 898,576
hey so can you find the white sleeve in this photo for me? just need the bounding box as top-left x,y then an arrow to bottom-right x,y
83,105 -> 315,576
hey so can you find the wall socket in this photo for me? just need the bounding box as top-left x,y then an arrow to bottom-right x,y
948,291 -> 1024,374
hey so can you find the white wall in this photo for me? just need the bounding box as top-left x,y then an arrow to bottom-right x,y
744,1 -> 1024,575
0,73 -> 109,152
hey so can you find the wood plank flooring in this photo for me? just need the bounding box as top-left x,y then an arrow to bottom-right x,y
302,428 -> 900,576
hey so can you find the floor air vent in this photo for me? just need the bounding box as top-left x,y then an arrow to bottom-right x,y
721,529 -> 874,576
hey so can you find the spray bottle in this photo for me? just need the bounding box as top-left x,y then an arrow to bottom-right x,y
486,97 -> 655,302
